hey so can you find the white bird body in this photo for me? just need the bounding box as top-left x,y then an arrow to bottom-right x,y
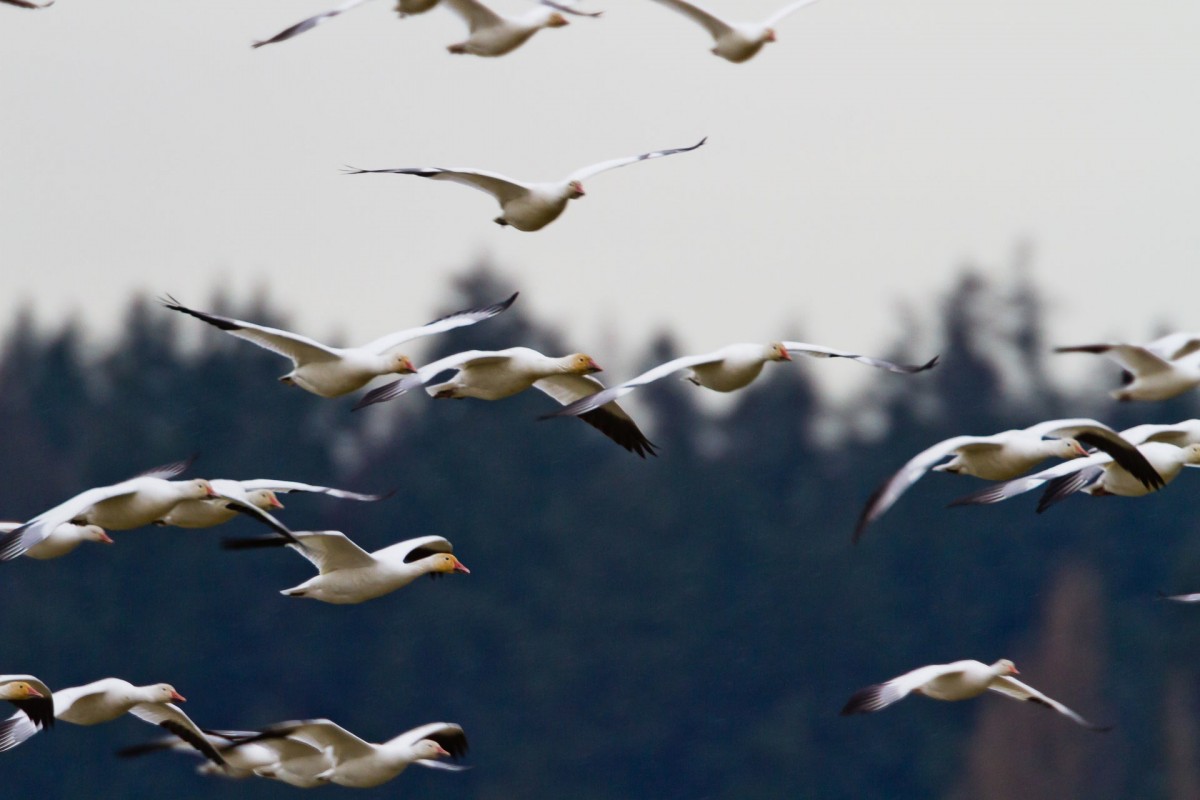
345,139 -> 705,232
648,0 -> 821,63
230,720 -> 468,789
1056,337 -> 1200,401
854,417 -> 1164,540
0,521 -> 112,559
547,342 -> 936,419
356,346 -> 658,456
225,531 -> 469,604
162,293 -> 515,397
443,0 -> 592,57
841,659 -> 1108,730
1072,442 -> 1200,499
159,478 -> 387,529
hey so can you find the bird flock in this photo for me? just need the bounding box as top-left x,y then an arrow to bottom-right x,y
4,0 -> 1198,791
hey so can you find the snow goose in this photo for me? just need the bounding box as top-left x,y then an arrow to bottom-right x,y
158,478 -> 390,530
0,521 -> 112,560
953,441 -> 1200,513
0,679 -> 226,764
853,418 -> 1164,542
253,0 -> 442,49
222,531 -> 469,604
226,719 -> 468,788
344,138 -> 705,232
543,341 -> 937,419
441,0 -> 599,57
1055,335 -> 1200,401
161,292 -> 516,398
647,0 -> 821,63
0,676 -> 54,752
120,728 -> 334,786
354,347 -> 657,456
841,659 -> 1109,731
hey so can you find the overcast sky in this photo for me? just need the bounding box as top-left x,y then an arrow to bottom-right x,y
2,0 -> 1197,382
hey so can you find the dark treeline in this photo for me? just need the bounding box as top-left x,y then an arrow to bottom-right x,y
4,265 -> 1200,799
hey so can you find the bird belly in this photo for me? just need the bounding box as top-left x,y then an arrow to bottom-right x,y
161,499 -> 236,528
287,568 -> 414,604
691,361 -> 764,392
715,32 -> 765,63
291,362 -> 378,398
24,530 -> 80,559
329,757 -> 404,789
86,495 -> 174,530
1101,462 -> 1179,497
951,451 -> 1042,481
1117,372 -> 1200,402
501,194 -> 568,231
464,27 -> 536,57
919,674 -> 988,702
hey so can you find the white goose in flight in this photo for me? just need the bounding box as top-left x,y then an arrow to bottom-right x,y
161,292 -> 516,398
0,521 -> 112,560
1055,332 -> 1200,401
543,341 -> 937,420
0,678 -> 227,765
441,0 -> 600,57
853,418 -> 1164,542
353,347 -> 657,457
225,719 -> 468,788
223,531 -> 469,604
841,659 -> 1109,731
647,0 -> 822,63
345,138 -> 705,232
158,478 -> 390,530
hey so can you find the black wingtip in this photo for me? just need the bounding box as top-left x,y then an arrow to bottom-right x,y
221,535 -> 293,551
919,355 -> 940,371
839,685 -> 881,716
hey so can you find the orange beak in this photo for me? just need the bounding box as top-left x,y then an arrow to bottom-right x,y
400,356 -> 417,374
452,558 -> 471,575
98,531 -> 114,544
588,359 -> 602,372
204,485 -> 218,498
435,744 -> 451,757
270,495 -> 285,510
170,690 -> 187,702
26,687 -> 43,699
780,349 -> 793,361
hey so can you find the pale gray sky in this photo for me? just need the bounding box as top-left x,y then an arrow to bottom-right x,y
2,0 -> 1197,382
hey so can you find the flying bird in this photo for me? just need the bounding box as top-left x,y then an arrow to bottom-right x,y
223,531 -> 469,604
0,676 -> 53,752
0,679 -> 226,765
158,478 -> 390,530
344,138 -> 705,232
353,347 -> 657,457
841,658 -> 1109,731
853,418 -> 1164,542
646,0 -> 821,63
0,521 -> 112,560
543,341 -> 936,420
1055,333 -> 1200,401
441,0 -> 600,57
223,719 -> 468,788
161,292 -> 516,398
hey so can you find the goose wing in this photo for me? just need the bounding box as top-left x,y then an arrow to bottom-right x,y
128,703 -> 228,766
566,138 -> 706,183
947,453 -> 1108,507
358,292 -> 518,354
840,664 -> 961,715
443,0 -> 504,31
238,479 -> 392,502
781,342 -> 939,374
252,0 -> 375,48
1025,418 -> 1164,490
765,0 -> 823,26
162,297 -> 341,365
543,351 -> 733,419
345,165 -> 530,204
231,719 -> 375,762
1054,342 -> 1174,377
647,0 -> 732,39
0,481 -> 142,561
354,350 -> 510,409
988,676 -> 1110,731
534,374 -> 657,458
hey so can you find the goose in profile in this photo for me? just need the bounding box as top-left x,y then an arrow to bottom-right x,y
225,719 -> 468,788
353,347 -> 657,457
223,531 -> 469,604
0,522 -> 112,560
253,0 -> 442,49
0,679 -> 226,764
161,292 -> 516,398
647,0 -> 821,63
853,418 -> 1164,541
543,341 -> 936,420
345,138 -> 704,232
442,0 -> 600,57
158,479 -> 390,530
0,675 -> 54,752
952,441 -> 1200,513
120,728 -> 334,786
1055,334 -> 1200,401
841,659 -> 1109,731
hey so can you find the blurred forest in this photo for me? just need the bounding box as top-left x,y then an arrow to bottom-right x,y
4,264 -> 1200,799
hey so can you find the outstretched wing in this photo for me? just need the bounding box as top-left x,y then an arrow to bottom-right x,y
543,351 -> 729,419
647,0 -> 732,39
0,481 -> 141,561
566,138 -> 707,183
534,375 -> 657,458
988,676 -> 1111,731
238,479 -> 392,502
947,453 -> 1107,507
128,703 -> 228,766
781,342 -> 939,374
1054,343 -> 1174,377
162,296 -> 341,366
840,664 -> 958,715
765,0 -> 823,26
252,0 -> 375,48
344,165 -> 529,205
1025,418 -> 1163,490
353,350 -> 508,409
359,292 -> 518,354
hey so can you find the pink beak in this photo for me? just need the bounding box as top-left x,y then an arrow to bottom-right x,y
170,690 -> 187,702
453,559 -> 471,575
98,532 -> 114,545
270,496 -> 285,509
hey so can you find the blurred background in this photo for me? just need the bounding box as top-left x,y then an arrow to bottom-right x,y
2,0 -> 1199,797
